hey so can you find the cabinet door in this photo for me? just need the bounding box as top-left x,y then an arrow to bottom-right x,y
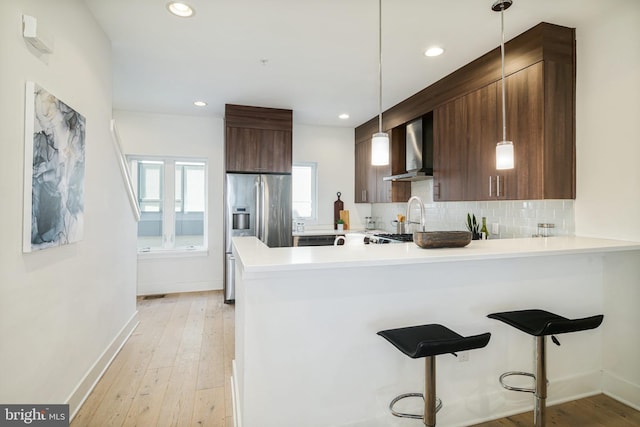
355,135 -> 407,204
464,82 -> 505,200
226,127 -> 261,172
259,130 -> 292,173
354,140 -> 375,203
388,127 -> 410,203
375,164 -> 392,203
433,97 -> 466,201
499,62 -> 544,200
226,127 -> 292,173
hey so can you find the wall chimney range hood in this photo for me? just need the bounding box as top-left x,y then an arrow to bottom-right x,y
383,113 -> 433,182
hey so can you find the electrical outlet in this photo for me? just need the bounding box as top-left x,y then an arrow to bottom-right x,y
491,223 -> 500,235
458,351 -> 469,362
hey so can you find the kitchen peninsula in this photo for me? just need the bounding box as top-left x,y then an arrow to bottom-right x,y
231,236 -> 640,427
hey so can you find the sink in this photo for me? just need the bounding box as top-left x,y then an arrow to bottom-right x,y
413,231 -> 472,249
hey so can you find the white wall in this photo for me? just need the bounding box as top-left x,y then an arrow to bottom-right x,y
113,111 -> 224,295
0,0 -> 137,414
112,116 -> 357,295
293,124 -> 370,229
575,1 -> 640,241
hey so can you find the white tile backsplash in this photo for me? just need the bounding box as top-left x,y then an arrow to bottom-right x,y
369,178 -> 575,238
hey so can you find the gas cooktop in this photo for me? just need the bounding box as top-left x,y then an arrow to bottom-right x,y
371,233 -> 414,244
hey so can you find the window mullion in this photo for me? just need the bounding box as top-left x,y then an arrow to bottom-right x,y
163,160 -> 176,248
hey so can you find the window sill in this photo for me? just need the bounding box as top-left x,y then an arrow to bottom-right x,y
137,248 -> 209,260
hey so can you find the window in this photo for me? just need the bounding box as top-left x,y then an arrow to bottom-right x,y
129,156 -> 207,252
292,162 -> 317,221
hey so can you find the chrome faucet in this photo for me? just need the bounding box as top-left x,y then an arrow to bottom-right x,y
405,196 -> 426,233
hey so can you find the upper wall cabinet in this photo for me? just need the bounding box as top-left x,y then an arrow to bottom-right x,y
502,60 -> 575,200
225,104 -> 292,174
434,59 -> 574,201
356,22 -> 576,202
434,82 -> 499,201
354,128 -> 410,204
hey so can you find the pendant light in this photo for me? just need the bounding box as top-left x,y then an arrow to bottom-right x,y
492,0 -> 514,170
371,0 -> 389,166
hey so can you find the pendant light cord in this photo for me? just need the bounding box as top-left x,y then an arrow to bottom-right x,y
378,0 -> 383,134
500,3 -> 507,142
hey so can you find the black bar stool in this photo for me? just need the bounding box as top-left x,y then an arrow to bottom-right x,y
487,309 -> 603,427
377,324 -> 491,427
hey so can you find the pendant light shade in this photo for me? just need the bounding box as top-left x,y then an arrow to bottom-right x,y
372,132 -> 390,165
493,0 -> 514,170
371,0 -> 389,166
496,140 -> 514,169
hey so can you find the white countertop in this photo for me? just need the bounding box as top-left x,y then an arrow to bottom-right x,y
291,228 -> 377,236
232,235 -> 640,274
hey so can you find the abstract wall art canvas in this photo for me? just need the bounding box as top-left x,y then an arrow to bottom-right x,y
23,82 -> 86,252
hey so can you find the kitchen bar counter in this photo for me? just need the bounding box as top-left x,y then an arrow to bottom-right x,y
233,235 -> 640,274
232,236 -> 640,427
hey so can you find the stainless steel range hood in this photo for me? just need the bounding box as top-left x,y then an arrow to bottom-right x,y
383,113 -> 433,182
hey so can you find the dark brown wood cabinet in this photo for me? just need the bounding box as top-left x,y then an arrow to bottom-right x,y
356,22 -> 576,202
500,61 -> 575,200
354,129 -> 410,204
354,138 -> 376,203
434,61 -> 574,201
225,104 -> 292,174
434,82 -> 506,201
433,96 -> 468,201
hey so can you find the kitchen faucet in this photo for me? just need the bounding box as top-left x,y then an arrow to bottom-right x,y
405,196 -> 426,233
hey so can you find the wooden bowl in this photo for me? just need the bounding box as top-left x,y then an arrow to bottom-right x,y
413,231 -> 472,249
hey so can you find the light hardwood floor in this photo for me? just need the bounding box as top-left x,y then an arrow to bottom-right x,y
71,291 -> 234,427
471,393 -> 640,426
71,291 -> 639,427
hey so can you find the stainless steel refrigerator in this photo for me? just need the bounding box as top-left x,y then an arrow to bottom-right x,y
224,173 -> 292,302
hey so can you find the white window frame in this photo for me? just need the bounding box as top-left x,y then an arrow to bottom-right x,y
128,155 -> 208,256
292,162 -> 318,224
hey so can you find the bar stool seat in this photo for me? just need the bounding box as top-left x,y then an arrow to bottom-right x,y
377,324 -> 490,427
487,309 -> 603,337
488,309 -> 603,427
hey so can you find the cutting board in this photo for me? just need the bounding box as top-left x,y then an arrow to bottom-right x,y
334,192 -> 344,230
339,210 -> 350,230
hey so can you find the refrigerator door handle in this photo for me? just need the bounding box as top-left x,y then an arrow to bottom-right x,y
253,178 -> 260,239
259,178 -> 266,241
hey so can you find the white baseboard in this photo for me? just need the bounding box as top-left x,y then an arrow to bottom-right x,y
456,371 -> 602,427
66,311 -> 139,420
232,359 -> 241,427
137,280 -> 221,296
357,371 -> 603,427
602,371 -> 640,410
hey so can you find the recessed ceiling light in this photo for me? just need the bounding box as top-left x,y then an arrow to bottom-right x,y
339,113 -> 350,120
194,101 -> 207,107
167,2 -> 195,18
424,46 -> 444,57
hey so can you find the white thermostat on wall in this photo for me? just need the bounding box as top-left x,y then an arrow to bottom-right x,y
23,15 -> 54,54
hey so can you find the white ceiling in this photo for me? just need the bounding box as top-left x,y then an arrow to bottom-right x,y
83,0 -> 608,128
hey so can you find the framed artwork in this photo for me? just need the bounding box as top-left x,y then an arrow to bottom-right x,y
110,119 -> 141,221
23,82 -> 86,252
